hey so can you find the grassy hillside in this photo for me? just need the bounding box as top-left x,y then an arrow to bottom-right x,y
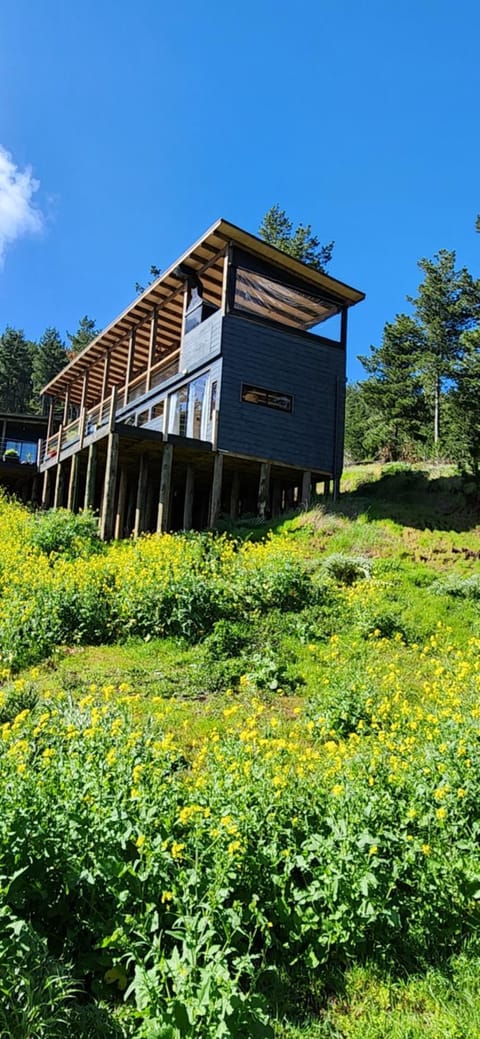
1,463 -> 480,1038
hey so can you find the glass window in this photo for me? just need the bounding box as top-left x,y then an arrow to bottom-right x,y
188,374 -> 208,439
170,388 -> 188,436
137,409 -> 150,427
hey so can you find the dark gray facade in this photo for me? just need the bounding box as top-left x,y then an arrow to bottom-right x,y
217,314 -> 345,475
100,308 -> 345,478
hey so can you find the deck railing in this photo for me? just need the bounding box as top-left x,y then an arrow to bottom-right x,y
40,352 -> 181,466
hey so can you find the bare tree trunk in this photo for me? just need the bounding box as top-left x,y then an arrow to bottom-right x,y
434,375 -> 440,445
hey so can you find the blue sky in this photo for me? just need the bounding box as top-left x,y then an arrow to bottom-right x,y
0,0 -> 478,381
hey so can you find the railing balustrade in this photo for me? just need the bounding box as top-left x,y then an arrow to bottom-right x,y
39,351 -> 183,468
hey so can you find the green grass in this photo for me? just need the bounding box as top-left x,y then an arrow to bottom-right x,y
3,462 -> 480,1037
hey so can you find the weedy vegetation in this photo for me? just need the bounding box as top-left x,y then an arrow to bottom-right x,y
0,465 -> 480,1037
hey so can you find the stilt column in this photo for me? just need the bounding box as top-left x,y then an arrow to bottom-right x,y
67,455 -> 79,511
100,433 -> 119,541
53,463 -> 65,509
157,444 -> 173,533
257,462 -> 271,519
84,443 -> 98,510
114,467 -> 127,540
183,465 -> 194,530
41,468 -> 51,508
209,453 -> 223,527
134,455 -> 148,537
301,470 -> 312,509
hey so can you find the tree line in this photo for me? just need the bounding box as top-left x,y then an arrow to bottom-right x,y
345,243 -> 480,481
0,317 -> 98,414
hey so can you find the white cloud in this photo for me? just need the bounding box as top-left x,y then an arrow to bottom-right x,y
0,145 -> 44,265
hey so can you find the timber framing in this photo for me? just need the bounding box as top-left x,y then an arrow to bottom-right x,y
38,218 -> 364,537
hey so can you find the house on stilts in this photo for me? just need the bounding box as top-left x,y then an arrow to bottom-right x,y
38,219 -> 365,538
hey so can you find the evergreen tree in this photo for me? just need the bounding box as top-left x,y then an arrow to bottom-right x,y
67,315 -> 98,357
344,383 -> 378,462
135,265 -> 161,295
446,329 -> 480,484
407,250 -> 480,444
358,314 -> 430,460
259,204 -> 334,272
0,327 -> 34,413
32,327 -> 68,409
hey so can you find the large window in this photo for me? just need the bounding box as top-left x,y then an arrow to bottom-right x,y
169,387 -> 188,436
234,267 -> 339,330
169,374 -> 211,440
189,374 -> 208,439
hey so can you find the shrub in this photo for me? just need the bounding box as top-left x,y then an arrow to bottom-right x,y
29,508 -> 102,560
321,553 -> 372,585
203,620 -> 252,660
430,575 -> 480,601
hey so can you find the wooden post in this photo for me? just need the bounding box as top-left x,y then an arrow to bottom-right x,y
301,470 -> 312,509
53,462 -> 64,509
146,309 -> 157,392
114,467 -> 127,540
80,370 -> 89,413
180,284 -> 189,341
108,385 -> 118,433
324,479 -> 331,499
100,350 -> 111,421
257,462 -> 271,519
78,407 -> 87,451
46,398 -> 55,440
157,444 -> 173,533
271,480 -> 282,517
182,465 -> 194,529
229,471 -> 240,519
221,245 -> 232,314
100,432 -> 119,541
162,395 -> 171,442
124,328 -> 136,406
84,443 -> 97,510
333,477 -> 341,502
134,454 -> 148,537
62,385 -> 71,426
209,453 -> 223,527
41,468 -> 50,508
67,454 -> 79,512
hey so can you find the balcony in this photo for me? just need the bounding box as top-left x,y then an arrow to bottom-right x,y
39,349 -> 218,469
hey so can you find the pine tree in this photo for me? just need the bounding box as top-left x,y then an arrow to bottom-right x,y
0,327 -> 34,413
259,204 -> 334,272
67,315 -> 98,357
32,327 -> 68,409
358,314 -> 430,460
446,329 -> 480,483
407,251 -> 480,444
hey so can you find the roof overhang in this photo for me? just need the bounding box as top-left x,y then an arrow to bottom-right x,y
42,218 -> 365,404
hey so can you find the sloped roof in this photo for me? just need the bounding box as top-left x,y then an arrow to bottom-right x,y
42,218 -> 365,404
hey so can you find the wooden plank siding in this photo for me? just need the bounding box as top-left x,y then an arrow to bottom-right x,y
216,313 -> 346,474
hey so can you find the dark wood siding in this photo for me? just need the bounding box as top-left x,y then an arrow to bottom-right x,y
217,314 -> 345,474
